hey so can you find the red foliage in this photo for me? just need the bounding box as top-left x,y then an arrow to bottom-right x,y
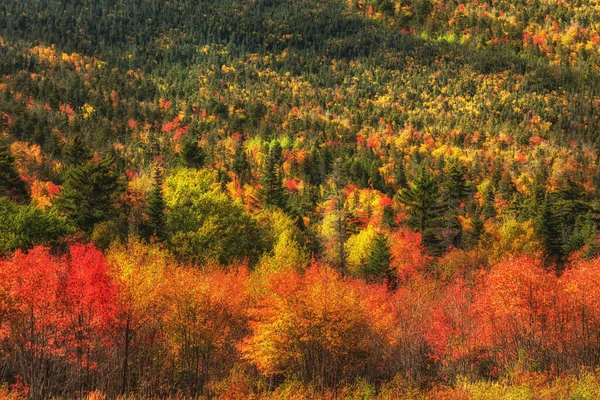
472,257 -> 559,369
389,228 -> 430,282
0,245 -> 118,394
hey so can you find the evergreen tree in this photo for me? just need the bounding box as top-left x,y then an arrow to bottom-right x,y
0,139 -> 28,202
260,141 -> 284,208
57,156 -> 125,232
63,135 -> 91,167
536,196 -> 562,261
466,206 -> 485,250
381,205 -> 397,229
442,160 -> 471,248
326,161 -> 349,273
181,138 -> 204,168
364,233 -> 397,290
481,184 -> 496,220
141,166 -> 166,242
397,167 -> 445,254
395,160 -> 408,190
233,143 -> 251,185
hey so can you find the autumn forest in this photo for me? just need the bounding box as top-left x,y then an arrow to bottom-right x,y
0,0 -> 600,398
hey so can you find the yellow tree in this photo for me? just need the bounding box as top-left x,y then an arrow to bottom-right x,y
107,239 -> 171,395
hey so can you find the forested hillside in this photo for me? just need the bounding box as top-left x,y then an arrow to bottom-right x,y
0,0 -> 599,398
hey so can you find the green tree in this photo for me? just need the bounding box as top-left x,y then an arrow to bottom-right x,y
259,141 -> 284,208
141,166 -> 166,242
0,139 -> 28,202
233,143 -> 252,185
364,233 -> 397,290
165,168 -> 265,266
63,135 -> 91,167
180,138 -> 204,168
397,168 -> 445,254
536,196 -> 562,261
442,160 -> 472,248
0,197 -> 70,255
57,156 -> 125,232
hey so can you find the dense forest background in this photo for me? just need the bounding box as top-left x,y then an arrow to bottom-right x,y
0,0 -> 600,398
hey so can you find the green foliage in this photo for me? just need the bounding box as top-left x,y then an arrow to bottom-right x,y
164,168 -> 265,266
56,156 -> 125,232
397,168 -> 445,254
259,141 -> 284,209
0,197 -> 70,254
62,135 -> 91,167
180,138 -> 205,169
364,233 -> 396,289
141,166 -> 167,242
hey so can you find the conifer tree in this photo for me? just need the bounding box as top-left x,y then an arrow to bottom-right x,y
57,155 -> 125,232
442,160 -> 471,248
260,141 -> 284,208
397,167 -> 445,253
181,138 -> 204,168
536,196 -> 562,261
141,165 -> 166,242
395,160 -> 408,190
233,143 -> 251,185
381,205 -> 397,229
467,206 -> 485,250
364,233 -> 397,290
63,135 -> 91,167
0,139 -> 28,202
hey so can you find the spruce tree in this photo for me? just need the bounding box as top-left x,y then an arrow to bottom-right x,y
141,166 -> 167,242
442,160 -> 471,248
57,155 -> 125,232
395,160 -> 408,190
63,135 -> 91,167
466,206 -> 485,250
381,205 -> 396,229
537,196 -> 562,261
260,141 -> 284,208
397,167 -> 445,254
0,139 -> 28,202
233,143 -> 251,185
181,138 -> 204,168
364,233 -> 397,290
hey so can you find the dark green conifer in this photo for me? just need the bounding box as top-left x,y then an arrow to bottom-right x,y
260,141 -> 284,208
536,196 -> 562,261
142,166 -> 166,242
233,143 -> 251,185
57,155 -> 125,232
364,233 -> 397,290
63,135 -> 91,167
0,139 -> 29,202
397,167 -> 445,253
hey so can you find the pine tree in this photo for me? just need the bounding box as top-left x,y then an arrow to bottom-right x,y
364,233 -> 397,290
397,167 -> 445,254
57,156 -> 125,232
0,139 -> 28,202
442,160 -> 471,248
395,160 -> 408,190
260,141 -> 284,208
233,143 -> 251,185
382,205 -> 397,229
181,138 -> 204,168
63,135 -> 91,167
481,184 -> 496,220
536,196 -> 562,261
141,166 -> 166,242
466,206 -> 485,250
326,161 -> 349,273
